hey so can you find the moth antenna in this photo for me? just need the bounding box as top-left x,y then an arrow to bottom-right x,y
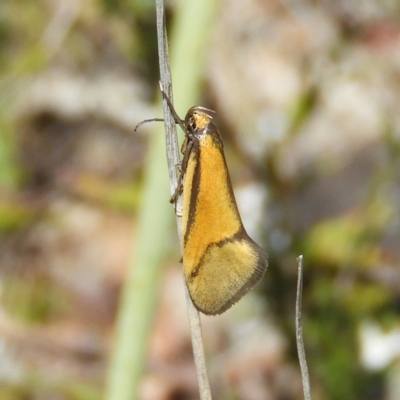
134,118 -> 165,132
195,106 -> 216,116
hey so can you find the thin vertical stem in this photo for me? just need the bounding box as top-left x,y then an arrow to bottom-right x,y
156,2 -> 212,399
296,255 -> 312,400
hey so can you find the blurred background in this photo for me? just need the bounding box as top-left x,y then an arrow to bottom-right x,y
1,0 -> 400,399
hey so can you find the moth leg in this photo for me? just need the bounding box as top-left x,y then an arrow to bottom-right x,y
171,183 -> 183,216
170,162 -> 183,205
170,137 -> 193,212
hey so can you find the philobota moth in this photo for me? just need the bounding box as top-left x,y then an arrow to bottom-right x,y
166,98 -> 267,315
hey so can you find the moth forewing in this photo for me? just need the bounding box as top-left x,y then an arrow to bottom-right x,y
179,109 -> 267,315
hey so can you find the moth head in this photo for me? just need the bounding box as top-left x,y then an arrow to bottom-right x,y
185,106 -> 215,132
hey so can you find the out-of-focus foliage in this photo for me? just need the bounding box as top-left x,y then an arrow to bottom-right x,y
0,0 -> 400,400
0,1 -> 156,399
